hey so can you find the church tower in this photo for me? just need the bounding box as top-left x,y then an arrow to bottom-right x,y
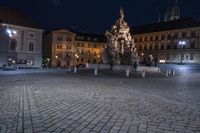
164,0 -> 180,22
170,0 -> 180,21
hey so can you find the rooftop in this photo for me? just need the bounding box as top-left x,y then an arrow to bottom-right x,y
75,32 -> 107,43
131,18 -> 200,35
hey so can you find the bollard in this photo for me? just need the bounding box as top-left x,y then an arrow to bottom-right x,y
94,68 -> 98,75
142,70 -> 146,78
168,69 -> 171,76
172,69 -> 176,76
126,69 -> 130,77
74,66 -> 77,73
158,68 -> 161,73
166,70 -> 169,77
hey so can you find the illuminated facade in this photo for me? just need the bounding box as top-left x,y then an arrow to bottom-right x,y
0,8 -> 43,68
132,18 -> 200,64
43,30 -> 106,67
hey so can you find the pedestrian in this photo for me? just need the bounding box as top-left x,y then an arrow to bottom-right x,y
133,61 -> 137,72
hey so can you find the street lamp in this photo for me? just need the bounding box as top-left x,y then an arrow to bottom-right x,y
179,41 -> 186,64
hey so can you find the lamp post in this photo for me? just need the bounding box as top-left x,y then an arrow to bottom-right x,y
179,41 -> 186,64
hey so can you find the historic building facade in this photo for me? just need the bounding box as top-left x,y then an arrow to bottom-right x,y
132,18 -> 200,64
43,30 -> 106,68
131,0 -> 200,64
0,8 -> 43,68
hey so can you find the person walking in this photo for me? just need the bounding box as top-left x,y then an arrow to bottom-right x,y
133,61 -> 138,73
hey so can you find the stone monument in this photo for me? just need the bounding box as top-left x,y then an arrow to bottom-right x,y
104,8 -> 139,70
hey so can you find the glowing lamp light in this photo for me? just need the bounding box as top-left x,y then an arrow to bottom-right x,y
159,60 -> 166,63
6,29 -> 17,37
7,29 -> 11,34
179,41 -> 186,45
13,30 -> 17,35
12,60 -> 16,64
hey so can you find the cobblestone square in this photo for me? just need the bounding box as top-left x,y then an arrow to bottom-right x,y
0,69 -> 200,133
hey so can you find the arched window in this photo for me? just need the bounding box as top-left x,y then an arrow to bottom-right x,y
29,42 -> 34,52
10,39 -> 17,50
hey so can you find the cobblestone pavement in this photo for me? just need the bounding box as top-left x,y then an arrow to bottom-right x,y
0,69 -> 200,133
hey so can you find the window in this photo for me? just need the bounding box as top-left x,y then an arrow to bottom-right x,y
29,42 -> 34,52
81,43 -> 84,47
174,33 -> 178,39
182,32 -> 186,38
149,45 -> 152,50
57,37 -> 63,41
27,60 -> 34,66
93,59 -> 97,63
81,58 -> 84,63
166,54 -> 170,60
77,43 -> 80,47
57,45 -> 62,49
186,55 -> 189,60
10,39 -> 17,50
29,33 -> 34,38
144,37 -> 148,41
174,45 -> 177,49
94,44 -> 97,48
155,35 -> 159,41
139,45 -> 142,50
139,37 -> 143,42
167,45 -> 171,50
191,31 -> 196,37
134,38 -> 138,43
161,35 -> 165,40
76,58 -> 79,62
161,45 -> 164,50
144,46 -> 147,50
150,36 -> 153,41
181,54 -> 184,60
57,53 -> 62,58
155,45 -> 158,50
66,37 -> 72,42
167,34 -> 171,40
190,41 -> 195,49
190,53 -> 194,60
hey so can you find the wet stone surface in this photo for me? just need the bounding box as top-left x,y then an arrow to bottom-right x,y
0,69 -> 200,133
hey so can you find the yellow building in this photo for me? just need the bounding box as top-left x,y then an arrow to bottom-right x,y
74,32 -> 106,66
132,18 -> 200,64
43,30 -> 106,68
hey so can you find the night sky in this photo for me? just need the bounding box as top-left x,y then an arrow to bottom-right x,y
0,0 -> 200,34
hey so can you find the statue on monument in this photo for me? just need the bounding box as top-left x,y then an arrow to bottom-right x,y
104,8 -> 139,70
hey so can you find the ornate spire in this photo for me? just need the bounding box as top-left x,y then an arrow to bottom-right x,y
164,0 -> 180,22
120,7 -> 124,20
